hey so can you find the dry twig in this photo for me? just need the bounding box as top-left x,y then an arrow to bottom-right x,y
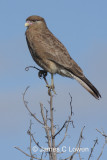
23,86 -> 44,125
14,146 -> 45,160
88,138 -> 98,160
96,129 -> 107,160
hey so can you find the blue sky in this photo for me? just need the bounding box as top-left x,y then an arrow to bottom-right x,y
0,0 -> 107,159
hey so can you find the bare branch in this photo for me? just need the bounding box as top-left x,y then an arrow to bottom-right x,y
40,103 -> 52,152
41,152 -> 44,160
88,138 -> 98,160
40,102 -> 57,159
27,129 -> 48,152
44,107 -> 48,124
56,95 -> 74,148
53,120 -> 73,139
23,86 -> 44,125
97,143 -> 106,160
63,126 -> 85,160
71,126 -> 85,159
56,117 -> 71,148
40,103 -> 51,140
20,65 -> 106,160
29,120 -> 33,158
14,146 -> 45,160
25,66 -> 48,87
96,129 -> 107,160
69,93 -> 74,116
96,129 -> 107,138
50,94 -> 57,160
25,66 -> 41,72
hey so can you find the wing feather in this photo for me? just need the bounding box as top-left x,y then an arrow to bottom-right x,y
26,26 -> 83,77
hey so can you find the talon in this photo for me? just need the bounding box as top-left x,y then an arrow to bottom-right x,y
52,87 -> 56,95
48,87 -> 51,96
46,84 -> 56,95
53,89 -> 56,95
46,84 -> 50,88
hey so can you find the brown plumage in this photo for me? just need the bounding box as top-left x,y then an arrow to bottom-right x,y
25,15 -> 101,99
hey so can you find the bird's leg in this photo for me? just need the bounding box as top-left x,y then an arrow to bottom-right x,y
38,70 -> 47,79
51,74 -> 56,94
38,71 -> 56,95
46,74 -> 56,95
51,74 -> 55,90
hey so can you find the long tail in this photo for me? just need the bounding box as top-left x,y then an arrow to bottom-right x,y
59,68 -> 101,99
72,74 -> 101,99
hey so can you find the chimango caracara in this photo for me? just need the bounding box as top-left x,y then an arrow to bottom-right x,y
25,15 -> 101,99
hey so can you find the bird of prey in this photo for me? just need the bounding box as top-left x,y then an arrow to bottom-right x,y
25,15 -> 101,99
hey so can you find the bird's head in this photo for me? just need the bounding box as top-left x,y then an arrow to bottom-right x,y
25,15 -> 46,28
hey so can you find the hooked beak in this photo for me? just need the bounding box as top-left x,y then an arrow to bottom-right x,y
25,21 -> 30,27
